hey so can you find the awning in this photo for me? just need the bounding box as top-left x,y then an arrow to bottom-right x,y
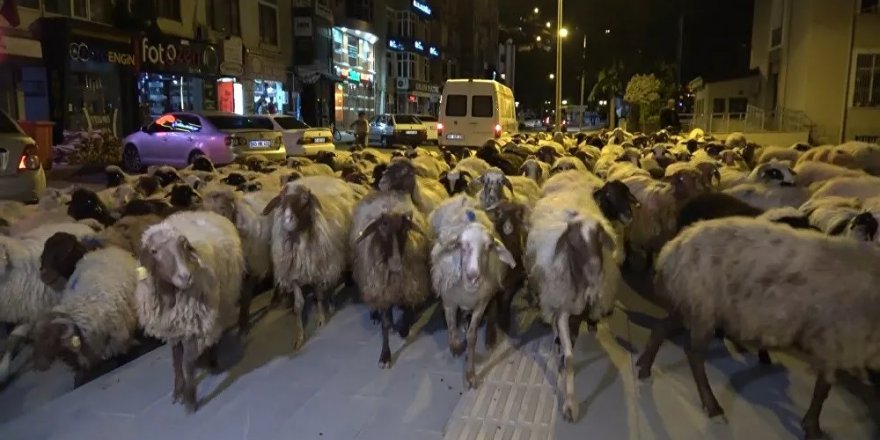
296,66 -> 345,85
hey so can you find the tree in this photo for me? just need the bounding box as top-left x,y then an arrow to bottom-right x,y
589,61 -> 626,127
624,73 -> 662,131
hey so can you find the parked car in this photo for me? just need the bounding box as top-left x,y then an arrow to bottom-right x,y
260,114 -> 334,156
415,114 -> 439,144
0,111 -> 45,202
368,114 -> 427,148
332,126 -> 356,144
121,111 -> 285,172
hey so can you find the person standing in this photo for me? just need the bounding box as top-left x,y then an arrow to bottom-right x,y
351,111 -> 369,147
660,98 -> 682,133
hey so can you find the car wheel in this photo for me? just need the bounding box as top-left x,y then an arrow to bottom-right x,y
123,144 -> 143,173
382,136 -> 391,148
188,150 -> 205,165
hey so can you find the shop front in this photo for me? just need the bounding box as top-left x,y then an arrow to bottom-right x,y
134,34 -> 220,124
246,51 -> 290,115
39,17 -> 137,141
332,26 -> 378,127
394,78 -> 440,116
218,36 -> 244,114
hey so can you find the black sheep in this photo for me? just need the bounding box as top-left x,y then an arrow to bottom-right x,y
476,142 -> 523,175
67,189 -> 116,226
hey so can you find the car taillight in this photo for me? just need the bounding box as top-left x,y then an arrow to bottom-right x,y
437,123 -> 444,131
494,124 -> 502,138
18,144 -> 40,172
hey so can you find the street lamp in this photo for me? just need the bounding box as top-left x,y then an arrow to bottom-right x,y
534,7 -> 539,14
536,35 -> 541,42
546,21 -> 551,28
562,99 -> 568,105
549,73 -> 555,80
554,0 -> 564,132
559,28 -> 569,38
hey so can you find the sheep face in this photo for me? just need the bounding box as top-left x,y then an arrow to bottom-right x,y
246,155 -> 270,171
718,150 -> 745,167
439,170 -> 472,195
755,162 -> 797,186
280,172 -> 303,186
344,170 -> 370,185
693,162 -> 722,187
520,159 -> 544,182
202,192 -> 237,223
593,181 -> 639,225
458,223 -> 516,287
550,159 -> 580,175
665,169 -> 706,200
357,212 -> 414,272
167,184 -> 202,208
40,232 -> 86,291
222,173 -> 248,187
237,181 -> 263,193
106,168 -> 126,188
704,142 -> 725,157
153,169 -> 181,187
67,189 -> 115,226
536,146 -> 560,164
141,232 -> 203,290
191,156 -> 215,172
479,171 -> 513,208
31,313 -> 88,371
378,160 -> 416,194
650,146 -> 675,169
371,163 -> 388,189
555,222 -> 612,294
263,186 -> 318,234
849,212 -> 878,242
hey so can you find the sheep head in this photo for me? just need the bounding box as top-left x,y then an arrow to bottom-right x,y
222,173 -> 248,187
593,181 -> 639,225
752,160 -> 797,186
314,151 -> 338,170
555,220 -> 612,295
202,191 -> 238,223
40,232 -> 87,292
140,228 -> 204,291
718,150 -> 745,167
520,158 -> 544,182
487,201 -> 528,265
442,151 -> 458,168
262,185 -> 320,235
120,199 -> 172,217
344,170 -> 370,185
478,169 -> 513,209
550,158 -> 580,175
67,188 -> 115,226
135,175 -> 161,197
439,170 -> 472,195
693,161 -> 722,188
378,160 -> 417,194
849,212 -> 878,243
152,168 -> 182,187
665,168 -> 706,201
166,184 -> 203,208
105,166 -> 126,188
246,155 -> 270,172
40,187 -> 73,210
191,155 -> 216,172
457,221 -> 516,287
536,146 -> 561,164
573,150 -> 596,171
31,313 -> 93,371
237,181 -> 264,193
356,212 -> 416,273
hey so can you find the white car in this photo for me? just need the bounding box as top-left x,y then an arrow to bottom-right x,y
368,114 -> 427,148
415,114 -> 439,144
0,111 -> 45,202
262,115 -> 335,156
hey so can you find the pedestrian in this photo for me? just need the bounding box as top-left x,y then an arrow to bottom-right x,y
350,111 -> 369,147
267,97 -> 277,115
660,98 -> 682,133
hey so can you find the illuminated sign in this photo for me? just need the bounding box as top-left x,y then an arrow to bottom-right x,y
413,41 -> 424,51
428,46 -> 439,57
349,70 -> 361,82
412,0 -> 432,16
389,39 -> 404,51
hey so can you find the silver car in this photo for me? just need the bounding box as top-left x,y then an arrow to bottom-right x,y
0,111 -> 46,202
121,111 -> 286,172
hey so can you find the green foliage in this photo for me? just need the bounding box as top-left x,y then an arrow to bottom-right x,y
624,73 -> 662,105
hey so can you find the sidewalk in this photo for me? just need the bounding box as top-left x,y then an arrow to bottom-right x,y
0,282 -> 877,440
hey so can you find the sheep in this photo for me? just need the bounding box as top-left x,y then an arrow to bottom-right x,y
796,145 -> 859,170
379,159 -> 449,215
67,188 -> 117,226
550,156 -> 589,175
147,165 -> 183,187
640,217 -> 880,439
286,158 -> 335,177
793,161 -> 868,188
724,182 -> 810,211
676,192 -> 762,232
485,200 -> 530,322
717,150 -> 750,171
519,156 -> 552,184
717,158 -> 793,191
166,184 -> 203,209
439,157 -> 491,195
724,132 -> 747,149
94,214 -> 164,255
836,141 -> 880,175
262,176 -> 360,348
525,173 -> 624,421
313,150 -> 353,172
473,167 -> 540,210
350,190 -> 431,368
32,235 -> 138,386
810,175 -> 880,200
606,161 -> 650,182
755,145 -> 802,165
540,169 -> 604,197
411,154 -> 450,179
429,196 -> 516,388
666,161 -> 721,190
1,188 -> 79,235
476,141 -> 524,175
536,144 -> 564,164
135,211 -> 245,411
0,222 -> 97,383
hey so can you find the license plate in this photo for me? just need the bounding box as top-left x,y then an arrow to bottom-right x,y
446,134 -> 464,140
405,130 -> 417,135
249,140 -> 271,148
312,137 -> 326,144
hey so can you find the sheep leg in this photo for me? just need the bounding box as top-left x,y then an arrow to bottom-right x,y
801,375 -> 831,440
556,312 -> 578,422
444,305 -> 464,357
238,276 -> 255,336
684,331 -> 725,421
181,340 -> 201,413
315,289 -> 328,328
484,299 -> 498,350
379,308 -> 393,369
757,349 -> 773,366
636,316 -> 682,380
397,306 -> 414,338
171,342 -> 184,404
291,284 -> 305,350
369,310 -> 381,325
465,301 -> 490,389
0,323 -> 30,383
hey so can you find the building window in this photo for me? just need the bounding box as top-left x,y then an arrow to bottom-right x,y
397,11 -> 414,37
861,0 -> 879,13
210,0 -> 240,35
43,0 -> 111,22
19,0 -> 40,8
156,0 -> 181,20
853,53 -> 880,107
770,0 -> 784,48
397,53 -> 413,78
712,98 -> 726,113
728,97 -> 748,114
259,0 -> 279,46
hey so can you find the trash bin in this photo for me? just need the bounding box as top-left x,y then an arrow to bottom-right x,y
17,120 -> 55,170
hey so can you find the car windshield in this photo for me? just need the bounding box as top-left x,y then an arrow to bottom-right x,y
417,115 -> 437,122
394,115 -> 421,124
274,116 -> 310,130
207,115 -> 274,130
0,111 -> 22,134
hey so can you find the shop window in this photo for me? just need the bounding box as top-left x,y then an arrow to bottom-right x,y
471,96 -> 493,118
259,1 -> 279,46
157,0 -> 181,21
853,53 -> 880,107
445,95 -> 467,117
210,0 -> 241,35
397,53 -> 413,78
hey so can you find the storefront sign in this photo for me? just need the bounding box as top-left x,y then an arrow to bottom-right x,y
69,41 -> 135,67
388,37 -> 440,58
399,79 -> 440,95
220,36 -> 244,77
412,0 -> 432,16
429,46 -> 440,57
388,39 -> 404,51
137,36 -> 219,76
414,40 -> 424,51
294,17 -> 313,37
247,52 -> 288,83
335,65 -> 373,85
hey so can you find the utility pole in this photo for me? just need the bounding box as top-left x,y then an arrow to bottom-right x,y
579,33 -> 586,106
554,0 -> 563,130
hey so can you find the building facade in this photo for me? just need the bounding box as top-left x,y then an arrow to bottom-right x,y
384,0 -> 443,116
750,0 -> 880,143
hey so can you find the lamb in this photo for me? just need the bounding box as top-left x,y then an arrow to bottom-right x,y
262,176 -> 360,348
793,161 -> 868,188
350,190 -> 432,368
429,196 -> 516,388
640,218 -> 880,439
525,172 -> 624,421
439,157 -> 491,195
474,168 -> 540,209
135,211 -> 245,411
519,156 -> 552,184
379,159 -> 449,215
32,234 -> 138,386
0,222 -> 97,383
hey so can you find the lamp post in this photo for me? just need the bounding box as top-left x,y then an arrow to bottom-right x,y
554,0 -> 564,131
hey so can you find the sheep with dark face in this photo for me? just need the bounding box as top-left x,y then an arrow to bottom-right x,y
439,157 -> 491,195
486,200 -> 530,323
536,145 -> 564,164
166,184 -> 203,209
520,156 -> 551,184
149,166 -> 182,187
33,234 -> 138,386
475,141 -> 524,176
190,155 -> 216,172
351,191 -> 431,368
221,173 -> 249,188
550,156 -> 589,175
67,188 -> 117,226
135,211 -> 245,412
379,159 -> 448,215
119,199 -> 175,218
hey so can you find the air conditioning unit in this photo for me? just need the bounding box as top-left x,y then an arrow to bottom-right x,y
396,78 -> 409,91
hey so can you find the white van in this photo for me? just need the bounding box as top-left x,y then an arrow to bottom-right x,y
439,79 -> 517,148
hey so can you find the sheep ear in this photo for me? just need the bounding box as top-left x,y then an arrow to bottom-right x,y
356,220 -> 381,244
503,177 -> 514,193
262,193 -> 284,216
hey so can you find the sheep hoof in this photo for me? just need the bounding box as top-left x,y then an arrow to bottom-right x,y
184,398 -> 199,414
369,310 -> 381,325
561,400 -> 579,422
758,350 -> 773,366
801,423 -> 827,440
450,341 -> 465,358
706,407 -> 727,424
636,367 -> 652,381
466,372 -> 478,390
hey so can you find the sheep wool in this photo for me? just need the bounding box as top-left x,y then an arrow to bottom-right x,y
135,211 -> 244,353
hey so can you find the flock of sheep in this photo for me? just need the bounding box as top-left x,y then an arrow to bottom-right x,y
1,128 -> 879,439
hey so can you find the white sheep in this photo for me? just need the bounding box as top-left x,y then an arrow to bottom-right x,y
836,141 -> 880,175
793,161 -> 868,188
94,214 -> 164,255
31,237 -> 138,386
724,182 -> 810,211
135,211 -> 245,411
756,145 -> 802,165
351,190 -> 432,369
0,222 -> 97,383
540,169 -> 604,198
810,175 -> 880,200
642,217 -> 880,439
410,154 -> 450,179
473,167 -> 540,209
796,145 -> 860,170
429,195 -> 515,388
262,176 -> 360,349
526,174 -> 623,422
